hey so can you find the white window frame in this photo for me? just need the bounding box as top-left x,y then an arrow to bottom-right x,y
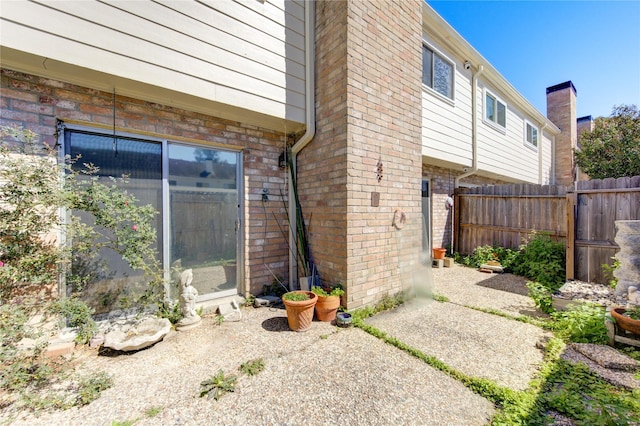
483,88 -> 507,132
422,42 -> 455,103
524,120 -> 539,151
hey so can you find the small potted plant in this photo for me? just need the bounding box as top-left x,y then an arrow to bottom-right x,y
610,305 -> 640,335
312,285 -> 344,322
282,290 -> 317,332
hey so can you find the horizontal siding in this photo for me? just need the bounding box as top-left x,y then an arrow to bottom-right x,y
475,81 -> 541,183
0,0 -> 306,124
421,64 -> 473,166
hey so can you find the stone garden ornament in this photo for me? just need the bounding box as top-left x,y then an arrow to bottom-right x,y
176,268 -> 202,331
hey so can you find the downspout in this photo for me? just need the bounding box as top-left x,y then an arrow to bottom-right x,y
538,123 -> 547,183
454,64 -> 484,188
288,0 -> 316,290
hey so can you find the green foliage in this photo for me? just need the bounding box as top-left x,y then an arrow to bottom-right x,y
574,104 -> 640,179
513,232 -> 565,291
0,302 -> 50,393
199,370 -> 237,400
526,281 -> 555,314
77,371 -> 113,406
0,124 -> 165,311
215,314 -> 225,326
282,291 -> 311,302
539,360 -> 640,424
157,301 -> 182,325
311,285 -> 345,297
261,275 -> 287,298
0,125 -> 162,414
49,297 -> 97,344
433,293 -> 449,303
239,358 -> 265,376
602,257 -> 621,289
550,303 -> 608,344
145,406 -> 163,417
623,306 -> 640,320
460,244 -> 519,271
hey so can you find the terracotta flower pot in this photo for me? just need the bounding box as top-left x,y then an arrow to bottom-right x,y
610,307 -> 640,335
282,291 -> 317,332
315,294 -> 340,322
432,248 -> 446,260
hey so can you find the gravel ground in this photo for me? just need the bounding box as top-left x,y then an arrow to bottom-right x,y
4,264 -> 551,426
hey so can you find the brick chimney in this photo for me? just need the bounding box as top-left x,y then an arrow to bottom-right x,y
546,81 -> 577,186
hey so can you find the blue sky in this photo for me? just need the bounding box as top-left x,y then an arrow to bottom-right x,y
428,1 -> 640,119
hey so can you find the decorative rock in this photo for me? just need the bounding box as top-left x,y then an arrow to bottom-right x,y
218,300 -> 242,322
571,343 -> 639,371
613,220 -> 640,298
629,286 -> 640,305
103,317 -> 171,351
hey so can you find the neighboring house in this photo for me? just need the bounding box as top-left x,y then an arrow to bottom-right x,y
0,0 -> 583,311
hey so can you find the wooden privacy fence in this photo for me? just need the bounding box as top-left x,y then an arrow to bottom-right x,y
454,176 -> 640,284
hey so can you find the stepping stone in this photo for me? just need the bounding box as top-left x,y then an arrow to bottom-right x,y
561,346 -> 640,390
571,343 -> 639,371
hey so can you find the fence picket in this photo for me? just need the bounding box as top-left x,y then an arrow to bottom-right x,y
455,176 -> 640,284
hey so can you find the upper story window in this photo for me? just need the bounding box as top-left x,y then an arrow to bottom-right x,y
525,120 -> 538,149
422,44 -> 454,100
484,89 -> 506,129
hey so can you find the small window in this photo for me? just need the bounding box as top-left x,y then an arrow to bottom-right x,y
484,90 -> 506,129
525,120 -> 538,149
422,44 -> 454,100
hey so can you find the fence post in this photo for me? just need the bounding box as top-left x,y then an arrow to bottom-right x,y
565,191 -> 577,280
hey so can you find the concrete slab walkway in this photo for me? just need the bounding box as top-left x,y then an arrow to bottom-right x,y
7,265 -> 549,426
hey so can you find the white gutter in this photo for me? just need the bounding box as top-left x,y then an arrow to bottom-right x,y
455,64 -> 484,188
288,0 -> 316,290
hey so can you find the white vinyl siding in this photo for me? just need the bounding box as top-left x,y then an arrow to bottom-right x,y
421,46 -> 472,166
0,0 -> 306,125
422,44 -> 455,101
476,88 -> 540,183
484,89 -> 506,130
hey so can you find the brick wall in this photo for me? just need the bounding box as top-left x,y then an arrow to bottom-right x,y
422,164 -> 508,250
546,81 -> 577,186
0,68 -> 288,296
300,0 -> 423,309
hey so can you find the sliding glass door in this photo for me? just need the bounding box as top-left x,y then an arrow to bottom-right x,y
64,128 -> 240,312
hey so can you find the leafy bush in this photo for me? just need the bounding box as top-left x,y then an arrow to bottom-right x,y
526,281 -> 554,314
0,125 -> 158,413
460,244 -> 519,271
602,256 -> 621,289
513,232 -> 565,291
550,303 -> 608,344
49,297 -> 97,344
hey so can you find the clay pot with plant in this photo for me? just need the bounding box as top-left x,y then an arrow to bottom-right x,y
610,306 -> 640,335
312,285 -> 344,322
282,290 -> 317,332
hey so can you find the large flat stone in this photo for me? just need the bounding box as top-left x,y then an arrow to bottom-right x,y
103,317 -> 171,351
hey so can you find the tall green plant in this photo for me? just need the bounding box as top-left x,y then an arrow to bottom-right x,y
513,232 -> 565,291
276,149 -> 312,278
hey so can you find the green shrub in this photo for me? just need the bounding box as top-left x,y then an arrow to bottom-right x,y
513,232 -> 565,291
282,291 -> 311,302
550,303 -> 608,344
460,244 -> 519,271
527,281 -> 554,314
49,297 -> 97,344
602,257 -> 621,289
